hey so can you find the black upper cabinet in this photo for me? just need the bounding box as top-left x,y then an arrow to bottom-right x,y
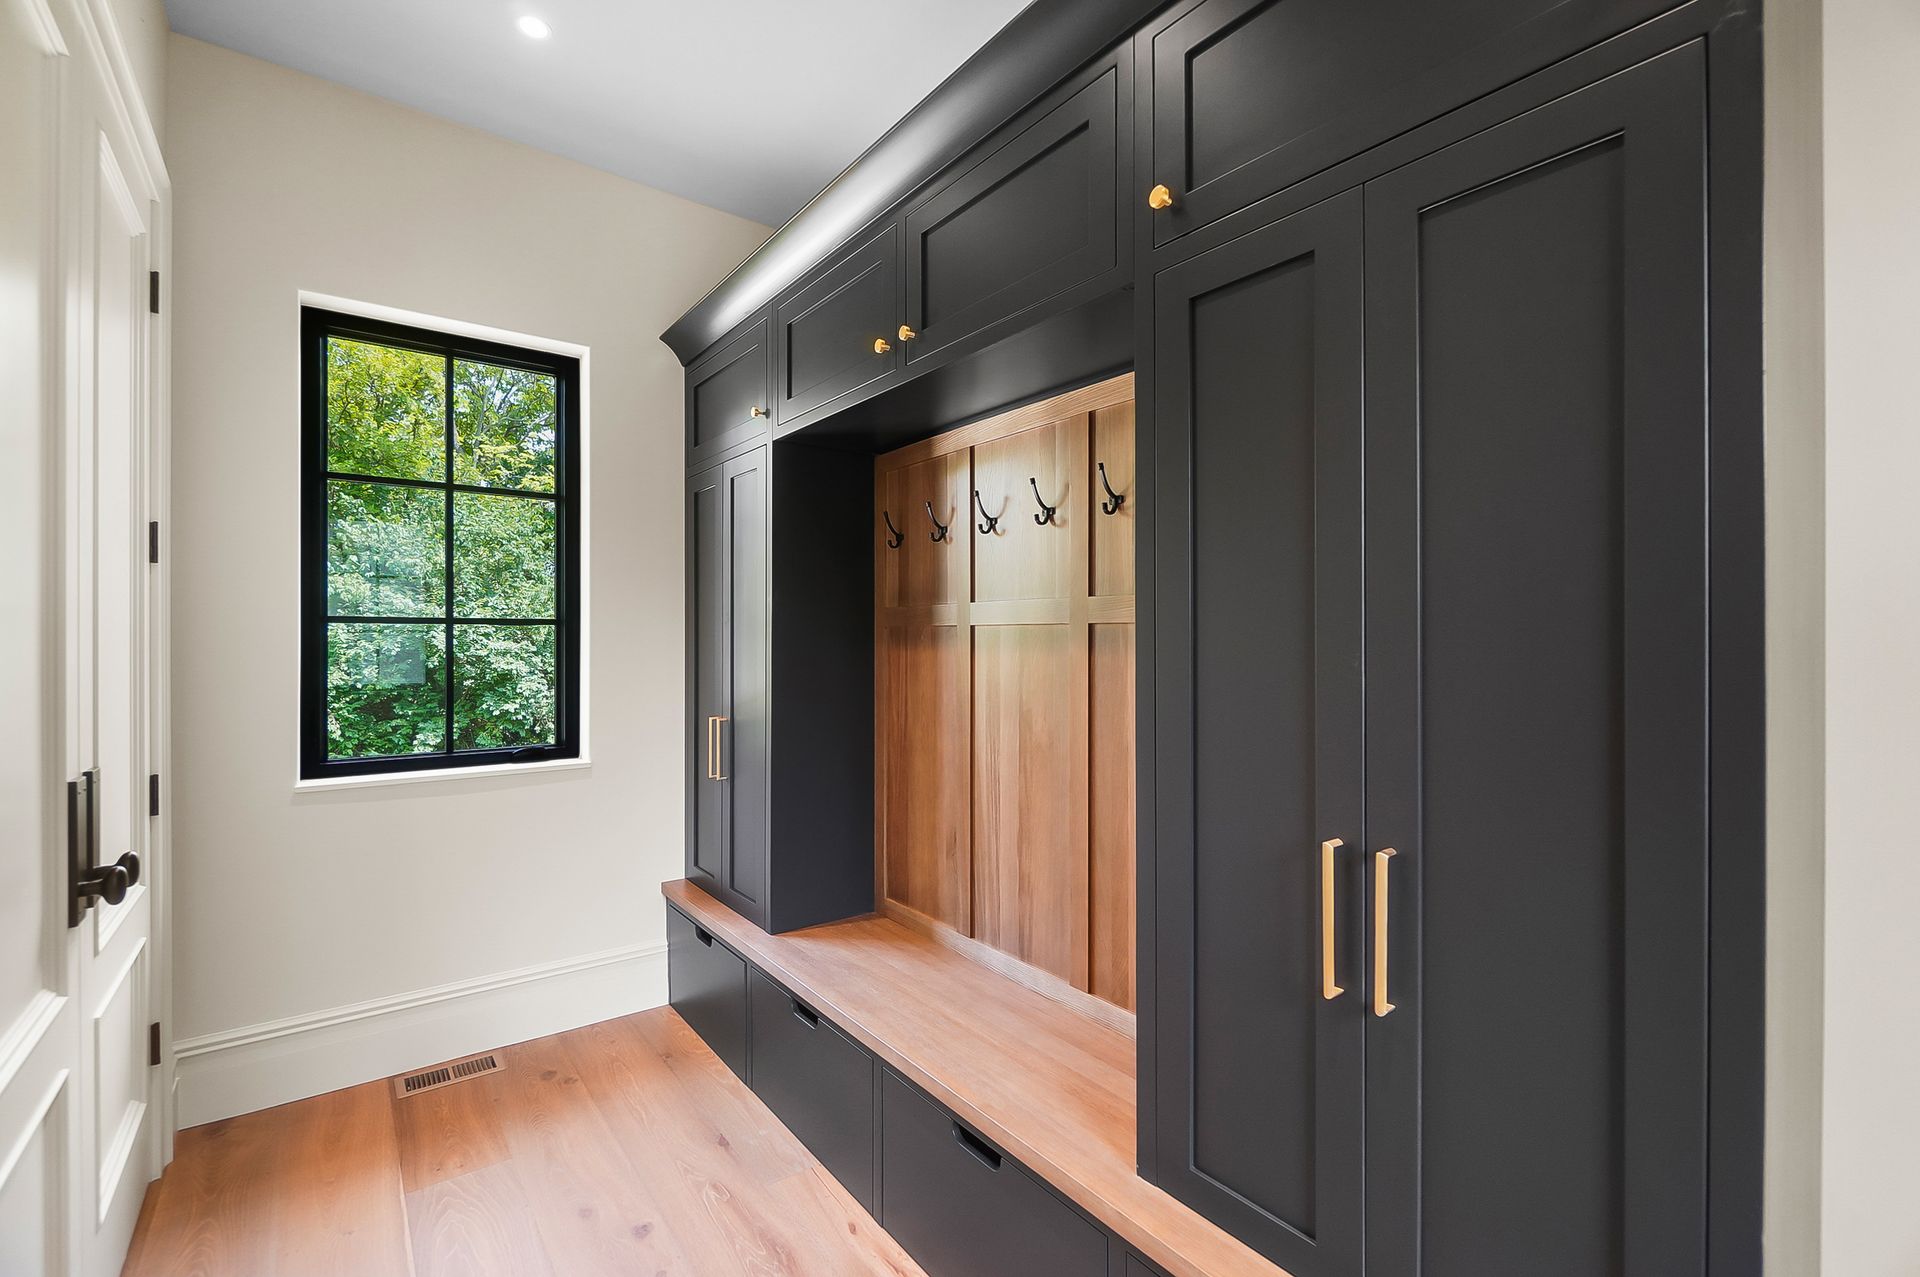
687,448 -> 769,926
1362,47 -> 1708,1276
1150,189 -> 1366,1274
686,310 -> 772,470
902,63 -> 1124,366
1141,0 -> 1676,245
775,225 -> 900,426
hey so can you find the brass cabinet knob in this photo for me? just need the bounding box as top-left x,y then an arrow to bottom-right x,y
1147,183 -> 1175,210
898,324 -> 918,342
873,337 -> 892,355
749,405 -> 767,419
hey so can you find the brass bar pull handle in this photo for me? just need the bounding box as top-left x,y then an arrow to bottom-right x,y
1373,848 -> 1397,1017
712,715 -> 729,781
1321,838 -> 1344,1000
705,716 -> 717,780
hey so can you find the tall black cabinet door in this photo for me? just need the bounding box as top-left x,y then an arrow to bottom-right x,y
1362,46 -> 1709,1277
687,449 -> 769,926
722,448 -> 769,915
688,465 -> 730,897
1150,189 -> 1365,1274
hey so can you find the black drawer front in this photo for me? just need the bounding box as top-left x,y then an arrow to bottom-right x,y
748,969 -> 877,1211
880,1069 -> 1106,1277
686,314 -> 770,468
903,66 -> 1120,365
776,225 -> 899,424
666,905 -> 747,1080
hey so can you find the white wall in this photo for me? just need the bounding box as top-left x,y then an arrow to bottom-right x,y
1820,1 -> 1920,1272
1763,0 -> 1825,1270
165,35 -> 768,1124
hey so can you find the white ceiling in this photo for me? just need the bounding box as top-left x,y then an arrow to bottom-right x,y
163,0 -> 1033,228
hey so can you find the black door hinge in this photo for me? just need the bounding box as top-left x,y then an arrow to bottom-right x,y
149,270 -> 160,315
148,521 -> 159,564
149,773 -> 159,818
148,1021 -> 161,1067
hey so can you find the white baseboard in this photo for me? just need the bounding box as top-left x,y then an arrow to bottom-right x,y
174,941 -> 666,1128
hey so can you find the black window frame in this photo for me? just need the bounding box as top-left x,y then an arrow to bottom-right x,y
299,306 -> 583,779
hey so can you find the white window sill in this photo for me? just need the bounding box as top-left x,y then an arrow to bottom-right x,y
293,757 -> 592,794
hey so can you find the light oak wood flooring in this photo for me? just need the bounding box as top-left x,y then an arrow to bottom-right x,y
121,1008 -> 924,1277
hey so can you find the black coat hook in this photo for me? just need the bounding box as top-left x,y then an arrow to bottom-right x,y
1029,477 -> 1057,526
1098,461 -> 1126,515
882,510 -> 903,549
973,490 -> 1000,535
924,501 -> 950,543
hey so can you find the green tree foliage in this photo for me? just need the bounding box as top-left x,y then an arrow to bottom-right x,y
323,338 -> 562,761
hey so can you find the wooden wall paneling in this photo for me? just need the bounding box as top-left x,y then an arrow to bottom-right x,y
875,374 -> 1134,1010
973,622 -> 1083,985
1092,401 -> 1136,599
881,455 -> 965,608
878,448 -> 972,933
880,625 -> 971,932
973,420 -> 1071,602
1090,622 -> 1137,1008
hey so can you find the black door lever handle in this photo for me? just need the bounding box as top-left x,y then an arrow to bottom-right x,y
77,852 -> 139,909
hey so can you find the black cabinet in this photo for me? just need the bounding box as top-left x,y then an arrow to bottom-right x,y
686,310 -> 771,470
1140,0 -> 1675,245
1149,188 -> 1366,1274
1149,46 -> 1711,1276
748,969 -> 878,1211
775,226 -> 900,425
1360,47 -> 1708,1277
879,1069 -> 1107,1277
667,906 -> 748,1081
902,64 -> 1124,365
687,449 -> 768,924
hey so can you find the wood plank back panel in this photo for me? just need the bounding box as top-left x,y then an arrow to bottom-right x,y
973,423 -> 1071,602
880,453 -> 965,608
973,623 -> 1082,984
881,625 -> 970,931
1090,621 -> 1137,1008
1091,401 -> 1136,599
874,373 -> 1135,1010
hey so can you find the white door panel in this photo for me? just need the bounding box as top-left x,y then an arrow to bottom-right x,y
1,1 -> 166,1273
74,49 -> 158,1277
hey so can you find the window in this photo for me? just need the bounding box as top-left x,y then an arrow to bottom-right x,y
300,307 -> 581,778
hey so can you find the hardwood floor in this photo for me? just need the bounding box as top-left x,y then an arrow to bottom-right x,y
122,1008 -> 925,1277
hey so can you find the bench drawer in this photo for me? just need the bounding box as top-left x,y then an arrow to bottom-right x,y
748,969 -> 877,1211
666,905 -> 747,1080
880,1068 -> 1106,1277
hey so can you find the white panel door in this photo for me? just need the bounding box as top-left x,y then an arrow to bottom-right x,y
0,7 -> 81,1275
77,86 -> 157,1277
0,2 -> 164,1274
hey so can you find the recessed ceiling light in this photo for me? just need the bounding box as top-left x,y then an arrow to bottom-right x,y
517,15 -> 551,39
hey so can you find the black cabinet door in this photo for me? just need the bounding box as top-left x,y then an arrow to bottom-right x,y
688,464 -> 729,897
686,311 -> 771,470
775,226 -> 899,424
1362,46 -> 1708,1277
687,448 -> 769,924
902,65 -> 1121,365
1142,0 -> 1674,246
1149,188 -> 1365,1273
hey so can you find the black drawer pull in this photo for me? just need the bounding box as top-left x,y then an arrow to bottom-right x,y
694,926 -> 714,948
952,1121 -> 1002,1171
789,997 -> 820,1029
